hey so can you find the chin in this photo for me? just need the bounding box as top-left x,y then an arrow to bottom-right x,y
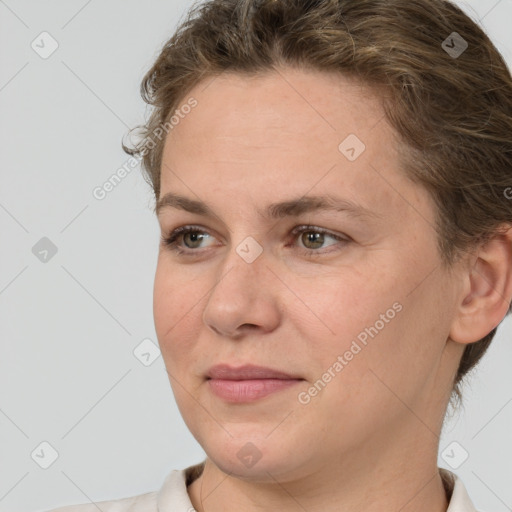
201,433 -> 311,483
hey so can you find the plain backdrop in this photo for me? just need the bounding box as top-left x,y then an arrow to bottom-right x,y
0,1 -> 511,511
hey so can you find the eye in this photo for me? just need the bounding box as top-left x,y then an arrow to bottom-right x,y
160,225 -> 216,253
160,224 -> 350,256
177,230 -> 209,249
289,225 -> 350,254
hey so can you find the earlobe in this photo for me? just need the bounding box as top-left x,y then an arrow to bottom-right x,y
450,226 -> 512,345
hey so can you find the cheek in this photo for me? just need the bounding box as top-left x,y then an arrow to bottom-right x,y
359,274 -> 456,408
153,265 -> 177,339
295,260 -> 429,372
153,260 -> 204,361
295,269 -> 397,338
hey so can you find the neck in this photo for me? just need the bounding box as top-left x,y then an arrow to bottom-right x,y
187,454 -> 450,512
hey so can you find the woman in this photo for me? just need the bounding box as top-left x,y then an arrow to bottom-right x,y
48,0 -> 512,510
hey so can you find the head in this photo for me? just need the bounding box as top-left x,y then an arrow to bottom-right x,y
124,0 -> 512,479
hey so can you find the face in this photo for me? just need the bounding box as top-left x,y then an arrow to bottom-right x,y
153,68 -> 464,482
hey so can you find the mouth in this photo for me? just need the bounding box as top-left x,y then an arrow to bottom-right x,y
206,363 -> 304,403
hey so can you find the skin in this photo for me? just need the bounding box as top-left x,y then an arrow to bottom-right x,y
153,68 -> 512,512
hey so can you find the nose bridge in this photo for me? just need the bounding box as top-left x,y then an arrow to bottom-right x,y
201,237 -> 280,336
207,236 -> 266,309
215,232 -> 268,293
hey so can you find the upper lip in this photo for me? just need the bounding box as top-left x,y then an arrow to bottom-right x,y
206,364 -> 301,380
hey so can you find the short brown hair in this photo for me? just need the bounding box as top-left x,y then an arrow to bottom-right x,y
123,0 -> 512,405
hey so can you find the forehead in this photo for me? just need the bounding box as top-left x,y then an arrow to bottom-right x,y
159,68 -> 433,225
166,68 -> 386,152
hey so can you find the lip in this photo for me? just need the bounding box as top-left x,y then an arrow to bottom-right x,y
206,363 -> 301,380
206,364 -> 303,403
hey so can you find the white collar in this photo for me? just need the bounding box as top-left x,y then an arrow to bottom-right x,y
441,468 -> 479,512
156,463 -> 479,512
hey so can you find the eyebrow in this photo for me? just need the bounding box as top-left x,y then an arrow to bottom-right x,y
155,192 -> 381,220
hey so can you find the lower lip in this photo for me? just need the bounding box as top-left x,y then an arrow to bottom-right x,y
207,378 -> 302,402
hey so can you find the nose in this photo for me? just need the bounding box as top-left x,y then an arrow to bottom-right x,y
201,245 -> 281,339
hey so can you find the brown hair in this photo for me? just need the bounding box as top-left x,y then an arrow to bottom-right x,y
123,0 -> 512,405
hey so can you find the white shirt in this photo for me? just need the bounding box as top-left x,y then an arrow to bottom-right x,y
46,463 -> 480,512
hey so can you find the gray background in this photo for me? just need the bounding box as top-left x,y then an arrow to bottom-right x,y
0,1 -> 511,511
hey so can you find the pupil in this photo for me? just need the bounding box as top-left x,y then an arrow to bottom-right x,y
185,232 -> 203,248
303,232 -> 323,249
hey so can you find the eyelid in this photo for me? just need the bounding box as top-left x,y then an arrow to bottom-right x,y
161,224 -> 220,249
289,225 -> 351,242
289,225 -> 351,255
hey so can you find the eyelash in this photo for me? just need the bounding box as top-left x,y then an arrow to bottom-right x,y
160,224 -> 350,257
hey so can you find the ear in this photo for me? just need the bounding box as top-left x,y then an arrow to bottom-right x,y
450,225 -> 512,344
